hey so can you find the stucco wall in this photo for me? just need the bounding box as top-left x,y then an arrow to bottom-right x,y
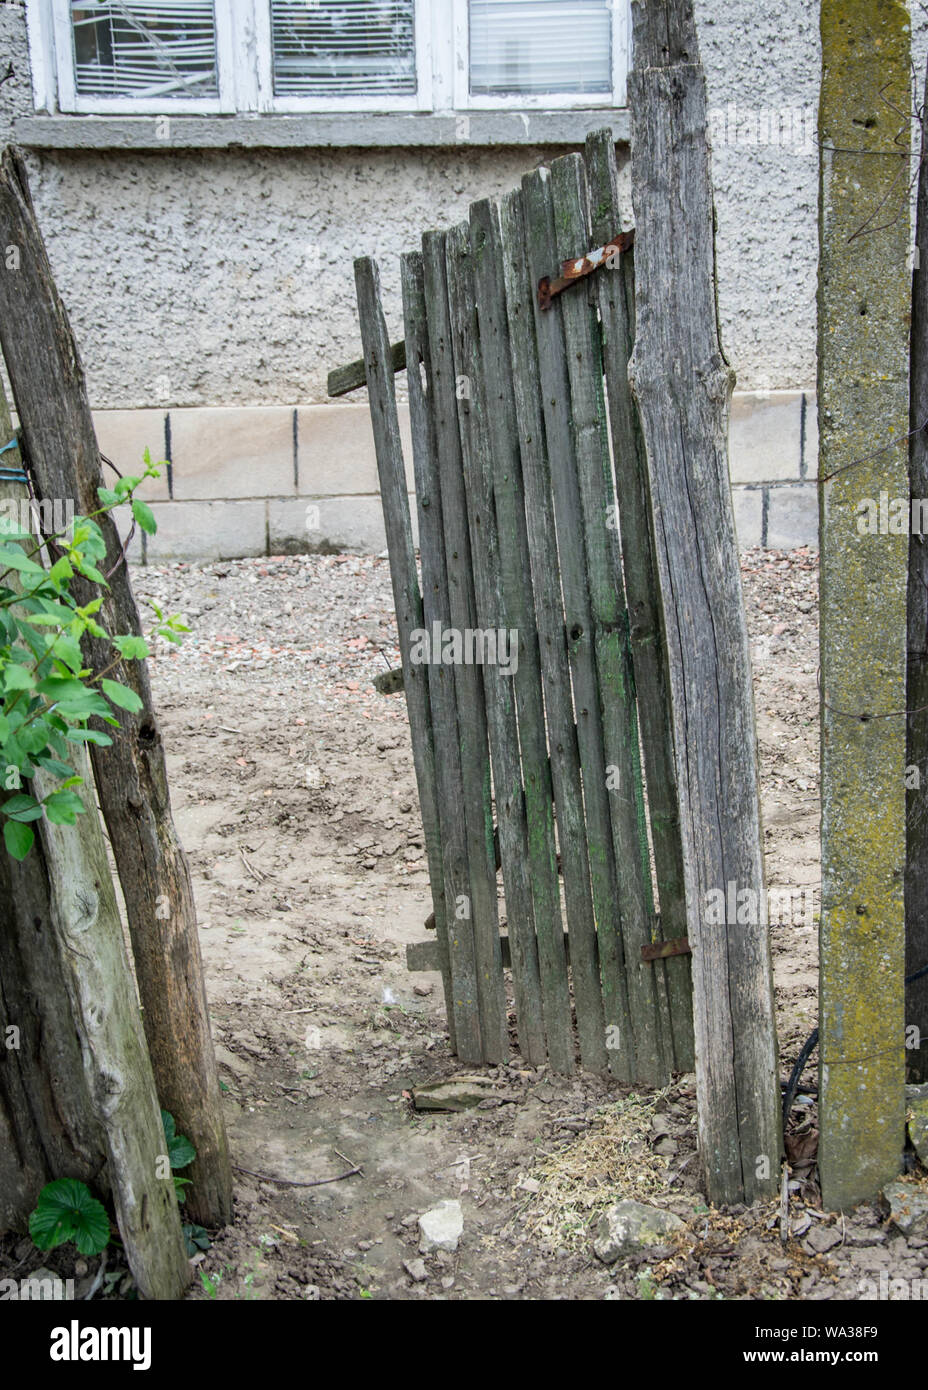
0,0 -> 834,409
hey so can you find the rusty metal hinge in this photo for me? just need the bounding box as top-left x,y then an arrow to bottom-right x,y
537,228 -> 635,310
641,935 -> 691,963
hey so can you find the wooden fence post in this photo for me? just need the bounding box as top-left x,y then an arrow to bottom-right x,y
0,146 -> 232,1228
818,0 -> 909,1208
907,54 -> 928,1087
0,391 -> 188,1299
627,0 -> 780,1202
0,384 -> 107,1230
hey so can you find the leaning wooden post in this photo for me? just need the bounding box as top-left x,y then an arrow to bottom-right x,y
0,146 -> 232,1227
0,382 -> 107,1228
818,0 -> 909,1207
627,0 -> 780,1203
0,393 -> 188,1299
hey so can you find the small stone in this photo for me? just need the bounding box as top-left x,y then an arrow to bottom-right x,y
403,1258 -> 428,1283
441,1275 -> 455,1290
412,1075 -> 493,1112
845,1227 -> 886,1248
303,1285 -> 321,1301
517,1177 -> 541,1194
414,982 -> 433,997
803,1224 -> 842,1255
419,1199 -> 464,1254
593,1200 -> 686,1264
884,1181 -> 928,1236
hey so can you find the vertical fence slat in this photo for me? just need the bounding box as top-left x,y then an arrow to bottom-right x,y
444,220 -> 546,1067
470,196 -> 575,1075
522,167 -> 620,1078
354,256 -> 468,1057
584,129 -> 695,1073
549,153 -> 669,1086
500,187 -> 602,1077
422,230 -> 509,1064
408,244 -> 538,1066
444,214 -> 547,1061
402,249 -> 485,1059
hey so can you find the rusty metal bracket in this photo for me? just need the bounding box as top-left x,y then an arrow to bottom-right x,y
641,935 -> 691,963
537,228 -> 635,310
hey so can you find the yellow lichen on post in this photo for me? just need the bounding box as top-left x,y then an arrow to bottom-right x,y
818,0 -> 909,1210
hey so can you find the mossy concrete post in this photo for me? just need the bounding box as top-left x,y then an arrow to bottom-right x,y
818,0 -> 909,1210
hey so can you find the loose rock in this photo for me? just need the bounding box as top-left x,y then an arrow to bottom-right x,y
419,1199 -> 464,1254
593,1201 -> 685,1264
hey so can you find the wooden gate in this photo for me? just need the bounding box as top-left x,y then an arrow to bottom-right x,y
350,131 -> 693,1082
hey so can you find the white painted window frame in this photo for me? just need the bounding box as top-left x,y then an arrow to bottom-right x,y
255,0 -> 433,113
451,0 -> 629,111
33,0 -> 629,115
49,0 -> 238,113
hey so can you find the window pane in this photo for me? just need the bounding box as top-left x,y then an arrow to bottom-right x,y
470,0 -> 611,96
271,1 -> 417,98
70,1 -> 219,99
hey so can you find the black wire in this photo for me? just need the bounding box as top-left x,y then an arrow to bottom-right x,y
782,961 -> 928,1129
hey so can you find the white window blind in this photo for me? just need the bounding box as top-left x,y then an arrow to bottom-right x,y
69,2 -> 219,99
270,0 -> 417,98
469,0 -> 611,96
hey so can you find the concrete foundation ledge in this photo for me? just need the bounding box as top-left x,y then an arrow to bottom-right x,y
85,389 -> 817,561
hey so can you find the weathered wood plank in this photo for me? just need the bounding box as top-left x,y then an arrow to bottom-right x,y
354,255 -> 471,1057
470,196 -> 575,1075
627,1 -> 780,1201
0,390 -> 106,1230
444,218 -> 547,1068
817,0 -> 908,1208
0,395 -> 187,1295
0,145 -> 231,1228
328,339 -> 406,398
522,166 -> 618,1078
421,231 -> 508,1063
549,152 -> 669,1087
584,127 -> 694,1073
33,747 -> 191,1299
499,186 -> 596,1079
400,248 -> 479,1058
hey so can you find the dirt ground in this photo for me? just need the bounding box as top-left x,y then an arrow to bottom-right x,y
7,544 -> 927,1301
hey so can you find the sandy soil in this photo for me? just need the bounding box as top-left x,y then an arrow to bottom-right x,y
6,545 -> 927,1301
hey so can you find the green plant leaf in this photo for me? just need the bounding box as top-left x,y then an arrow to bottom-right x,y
161,1109 -> 196,1169
29,1178 -> 110,1255
131,499 -> 157,536
43,788 -> 86,825
3,820 -> 34,860
3,664 -> 36,693
101,679 -> 143,714
0,547 -> 44,578
113,635 -> 149,661
183,1223 -> 211,1256
65,727 -> 112,747
34,753 -> 77,779
3,794 -> 44,823
169,1134 -> 197,1169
